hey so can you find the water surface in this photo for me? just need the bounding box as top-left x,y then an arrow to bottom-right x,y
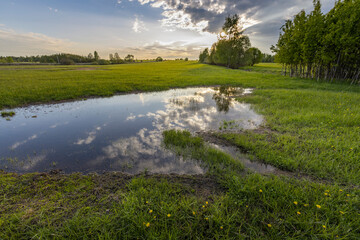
0,87 -> 263,174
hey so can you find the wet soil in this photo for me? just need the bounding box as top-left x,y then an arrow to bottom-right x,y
2,170 -> 225,199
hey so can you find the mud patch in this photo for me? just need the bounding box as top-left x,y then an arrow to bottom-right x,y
3,170 -> 225,199
92,172 -> 225,198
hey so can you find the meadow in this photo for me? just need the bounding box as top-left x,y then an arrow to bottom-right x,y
0,61 -> 359,239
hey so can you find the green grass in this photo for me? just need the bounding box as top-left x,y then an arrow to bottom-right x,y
1,62 -> 360,238
1,61 -> 358,110
163,130 -> 245,176
239,63 -> 283,74
1,111 -> 15,117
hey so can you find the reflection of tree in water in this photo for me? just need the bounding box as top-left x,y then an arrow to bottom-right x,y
169,97 -> 201,112
212,87 -> 244,113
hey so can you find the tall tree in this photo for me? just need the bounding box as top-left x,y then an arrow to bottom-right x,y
246,47 -> 262,66
94,51 -> 99,61
272,0 -> 360,83
88,53 -> 93,60
124,54 -> 134,62
210,14 -> 251,68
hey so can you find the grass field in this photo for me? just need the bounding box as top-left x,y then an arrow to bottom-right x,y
0,61 -> 359,239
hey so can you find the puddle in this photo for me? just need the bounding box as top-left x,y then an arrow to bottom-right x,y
0,86 -> 263,174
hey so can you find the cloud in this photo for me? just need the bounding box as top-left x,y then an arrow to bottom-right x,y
131,0 -> 284,33
10,134 -> 38,150
0,25 -> 75,55
125,40 -> 213,58
48,7 -> 59,13
74,126 -> 102,145
130,0 -> 334,50
132,16 -> 148,33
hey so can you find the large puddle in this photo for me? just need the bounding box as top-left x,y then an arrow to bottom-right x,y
0,86 -> 264,174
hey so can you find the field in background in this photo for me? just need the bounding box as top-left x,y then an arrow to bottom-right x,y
1,62 -> 359,239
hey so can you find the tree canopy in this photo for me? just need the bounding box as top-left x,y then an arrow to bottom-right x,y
199,14 -> 261,69
272,0 -> 360,84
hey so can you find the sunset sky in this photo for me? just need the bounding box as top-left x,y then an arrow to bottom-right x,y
0,0 -> 336,59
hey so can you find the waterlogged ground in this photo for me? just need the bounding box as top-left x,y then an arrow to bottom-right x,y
0,86 -> 263,174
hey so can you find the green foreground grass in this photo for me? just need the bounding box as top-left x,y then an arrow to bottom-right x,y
1,62 -> 360,238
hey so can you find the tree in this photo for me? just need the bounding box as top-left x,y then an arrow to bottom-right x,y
272,0 -> 360,83
88,53 -> 93,60
211,14 -> 251,68
184,57 -> 188,61
6,57 -> 14,63
109,54 -> 114,61
124,54 -> 134,62
246,48 -> 262,66
94,51 -> 99,61
156,56 -> 163,62
114,53 -> 120,61
199,48 -> 210,63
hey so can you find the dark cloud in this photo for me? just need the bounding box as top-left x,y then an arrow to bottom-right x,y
135,0 -> 317,33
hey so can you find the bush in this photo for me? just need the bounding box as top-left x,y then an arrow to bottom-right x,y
60,58 -> 75,65
97,59 -> 111,65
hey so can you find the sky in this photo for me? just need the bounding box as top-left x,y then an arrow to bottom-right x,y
0,0 -> 336,59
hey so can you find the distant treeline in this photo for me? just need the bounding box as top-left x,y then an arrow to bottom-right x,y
271,0 -> 360,84
199,15 -> 272,68
261,54 -> 274,63
0,52 -> 159,65
0,54 -> 93,65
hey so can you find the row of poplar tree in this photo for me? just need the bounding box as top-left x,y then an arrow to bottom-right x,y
199,15 -> 263,69
271,0 -> 360,84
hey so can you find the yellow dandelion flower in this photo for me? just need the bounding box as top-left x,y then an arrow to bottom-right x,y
205,217 -> 209,221
339,189 -> 343,192
205,201 -> 209,205
146,201 -> 149,204
246,205 -> 249,208
293,201 -> 298,205
167,214 -> 171,217
339,211 -> 344,214
259,189 -> 263,193
297,211 -> 301,215
316,205 -> 321,209
324,193 -> 328,196
220,226 -> 223,230
346,194 -> 350,197
202,205 -> 205,208
322,225 -> 326,229
149,209 -> 153,214
146,222 -> 150,227
267,224 -> 272,228
304,204 -> 309,207
192,211 -> 196,215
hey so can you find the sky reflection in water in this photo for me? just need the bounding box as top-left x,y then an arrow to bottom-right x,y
0,87 -> 263,174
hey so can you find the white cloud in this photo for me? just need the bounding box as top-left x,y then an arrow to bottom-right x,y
0,25 -> 76,55
125,38 -> 216,59
10,134 -> 38,150
74,126 -> 102,145
161,10 -> 209,32
132,16 -> 148,33
48,7 -> 59,13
